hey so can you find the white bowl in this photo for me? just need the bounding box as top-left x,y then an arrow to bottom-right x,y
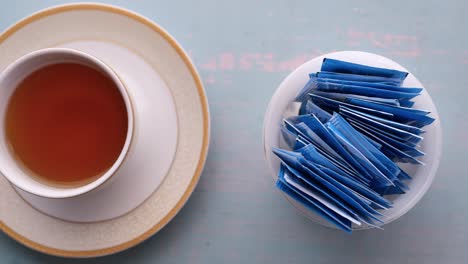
263,51 -> 442,229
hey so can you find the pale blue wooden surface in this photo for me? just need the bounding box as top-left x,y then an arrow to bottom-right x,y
1,0 -> 467,263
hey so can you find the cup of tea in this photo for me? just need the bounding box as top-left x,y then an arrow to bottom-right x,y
0,48 -> 134,198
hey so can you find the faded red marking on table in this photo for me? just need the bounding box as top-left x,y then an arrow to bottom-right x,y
219,53 -> 235,70
189,26 -> 466,75
198,50 -> 326,73
196,47 -> 459,75
201,57 -> 217,71
346,28 -> 421,57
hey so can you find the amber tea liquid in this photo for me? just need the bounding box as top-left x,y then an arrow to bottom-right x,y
5,63 -> 128,187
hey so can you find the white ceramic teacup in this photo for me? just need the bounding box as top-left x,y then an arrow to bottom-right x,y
0,48 -> 134,199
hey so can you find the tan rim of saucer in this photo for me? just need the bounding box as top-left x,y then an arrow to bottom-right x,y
0,3 -> 209,258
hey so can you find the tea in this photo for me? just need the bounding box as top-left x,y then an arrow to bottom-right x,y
5,63 -> 128,186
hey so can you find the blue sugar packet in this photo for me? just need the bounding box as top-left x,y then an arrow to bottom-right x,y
348,119 -> 424,157
347,97 -> 430,117
291,115 -> 383,179
345,117 -> 421,146
399,99 -> 415,108
296,77 -> 317,102
346,98 -> 434,127
286,166 -> 375,227
272,148 -> 303,170
398,169 -> 412,180
283,119 -> 314,145
278,182 -> 354,231
328,124 -> 400,185
321,58 -> 408,80
339,106 -> 424,135
314,80 -> 419,100
375,138 -> 425,165
299,144 -> 362,182
304,143 -> 360,178
276,167 -> 352,232
289,115 -> 351,157
395,178 -> 409,190
315,77 -> 422,93
328,114 -> 401,178
286,118 -> 344,158
299,158 -> 384,221
292,111 -> 388,153
310,90 -> 400,106
282,120 -> 360,178
287,123 -> 340,158
315,71 -> 403,86
373,178 -> 408,195
299,101 -> 332,122
344,114 -> 423,146
325,122 -> 389,185
297,76 -> 410,106
293,137 -> 308,151
275,146 -> 354,177
361,134 -> 383,150
299,144 -> 343,171
349,190 -> 388,211
280,126 -> 298,149
295,162 -> 368,216
349,120 -> 424,164
374,185 -> 406,196
276,181 -> 353,232
291,114 -> 373,183
276,131 -> 392,228
282,125 -> 323,152
295,144 -> 369,187
294,122 -> 347,162
331,127 -> 404,190
282,164 -> 363,225
314,169 -> 379,211
285,122 -> 360,175
326,122 -> 395,187
317,165 -> 392,209
348,119 -> 425,157
310,94 -> 394,119
339,107 -> 424,143
324,113 -> 384,152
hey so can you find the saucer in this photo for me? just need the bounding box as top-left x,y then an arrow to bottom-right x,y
263,51 -> 442,230
0,3 -> 209,257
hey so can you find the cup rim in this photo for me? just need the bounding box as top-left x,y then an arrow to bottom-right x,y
0,47 -> 134,199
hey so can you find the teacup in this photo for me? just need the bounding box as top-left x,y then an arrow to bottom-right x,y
0,48 -> 134,198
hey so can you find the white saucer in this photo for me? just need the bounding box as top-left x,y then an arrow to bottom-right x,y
0,3 -> 209,257
263,51 -> 442,230
16,39 -> 179,223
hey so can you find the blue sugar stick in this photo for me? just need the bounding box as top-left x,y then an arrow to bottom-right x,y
321,58 -> 408,80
